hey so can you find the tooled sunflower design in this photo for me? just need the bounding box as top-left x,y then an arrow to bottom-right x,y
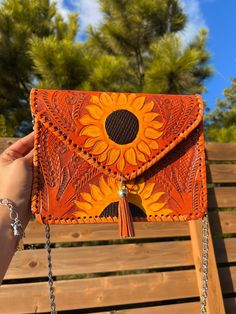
74,175 -> 172,218
79,93 -> 164,172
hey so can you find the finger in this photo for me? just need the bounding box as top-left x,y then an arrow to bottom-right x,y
23,148 -> 34,164
0,132 -> 34,162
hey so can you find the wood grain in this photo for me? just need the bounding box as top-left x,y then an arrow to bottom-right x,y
189,219 -> 225,314
5,237 -> 236,280
207,164 -> 236,183
20,210 -> 236,244
0,270 -> 199,313
205,143 -> 236,161
93,298 -> 236,314
5,241 -> 193,279
1,267 -> 236,313
208,187 -> 236,208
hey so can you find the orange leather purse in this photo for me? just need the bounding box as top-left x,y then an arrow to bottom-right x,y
30,89 -> 208,313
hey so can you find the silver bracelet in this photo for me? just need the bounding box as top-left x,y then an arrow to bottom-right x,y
0,198 -> 24,237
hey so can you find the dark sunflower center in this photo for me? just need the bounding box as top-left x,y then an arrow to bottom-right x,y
105,109 -> 139,145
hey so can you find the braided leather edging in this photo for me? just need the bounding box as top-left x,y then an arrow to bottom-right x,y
30,89 -> 204,181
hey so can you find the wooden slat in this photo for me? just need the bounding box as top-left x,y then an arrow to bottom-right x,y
5,237 -> 236,280
205,143 -> 236,161
208,187 -> 236,208
207,164 -> 236,183
93,298 -> 236,314
0,137 -> 17,152
95,303 -> 201,314
24,220 -> 190,244
189,219 -> 225,314
22,210 -> 236,244
0,270 -> 199,313
210,211 -> 236,235
5,241 -> 193,279
215,238 -> 236,263
1,267 -> 236,313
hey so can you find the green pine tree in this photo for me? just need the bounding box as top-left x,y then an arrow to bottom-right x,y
205,78 -> 236,142
0,0 -> 88,136
0,0 -> 57,135
87,0 -> 212,94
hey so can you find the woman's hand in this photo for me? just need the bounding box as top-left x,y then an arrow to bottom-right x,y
0,132 -> 34,228
0,132 -> 34,283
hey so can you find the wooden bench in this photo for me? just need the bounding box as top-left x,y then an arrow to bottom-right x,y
0,139 -> 236,314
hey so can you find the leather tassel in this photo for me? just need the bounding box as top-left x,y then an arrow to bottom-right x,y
118,184 -> 135,238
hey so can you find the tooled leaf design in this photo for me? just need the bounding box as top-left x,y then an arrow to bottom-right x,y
40,129 -> 56,188
41,90 -> 73,133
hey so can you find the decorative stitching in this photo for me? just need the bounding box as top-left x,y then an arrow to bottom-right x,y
30,89 -> 207,224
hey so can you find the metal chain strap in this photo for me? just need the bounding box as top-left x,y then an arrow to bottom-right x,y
201,212 -> 209,314
44,215 -> 208,314
45,224 -> 57,314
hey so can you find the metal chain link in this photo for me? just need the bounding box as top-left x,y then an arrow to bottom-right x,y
44,215 -> 208,314
201,212 -> 209,314
45,224 -> 57,314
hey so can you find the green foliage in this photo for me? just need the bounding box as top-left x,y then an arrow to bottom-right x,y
30,36 -> 89,90
89,0 -> 212,93
205,78 -> 236,142
0,0 -> 57,135
0,0 -> 85,135
0,0 -> 212,136
145,30 -> 212,94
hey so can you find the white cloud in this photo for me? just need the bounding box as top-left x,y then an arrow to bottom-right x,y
75,0 -> 103,36
56,0 -> 103,39
56,0 -> 71,20
180,0 -> 208,44
56,0 -> 207,44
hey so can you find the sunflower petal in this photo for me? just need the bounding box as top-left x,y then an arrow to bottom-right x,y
148,192 -> 165,203
137,141 -> 151,156
137,181 -> 145,194
127,94 -> 137,107
100,93 -> 113,107
117,156 -> 125,171
151,121 -> 164,129
111,93 -> 118,104
149,202 -> 166,212
90,184 -> 104,201
132,96 -> 146,110
99,176 -> 112,195
117,93 -> 127,107
79,114 -> 96,126
98,151 -> 107,162
80,192 -> 93,202
91,141 -> 108,155
75,201 -> 92,211
124,147 -> 137,165
91,95 -> 100,105
144,128 -> 163,139
142,183 -> 155,200
84,137 -> 99,148
108,176 -> 117,189
80,125 -> 101,137
86,105 -> 103,119
141,101 -> 154,113
149,203 -> 167,212
106,148 -> 120,165
137,151 -> 146,162
143,112 -> 159,122
149,140 -> 159,150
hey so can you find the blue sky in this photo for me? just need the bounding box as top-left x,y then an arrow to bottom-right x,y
57,0 -> 236,111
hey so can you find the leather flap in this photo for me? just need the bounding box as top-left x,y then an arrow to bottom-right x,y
30,89 -> 204,180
